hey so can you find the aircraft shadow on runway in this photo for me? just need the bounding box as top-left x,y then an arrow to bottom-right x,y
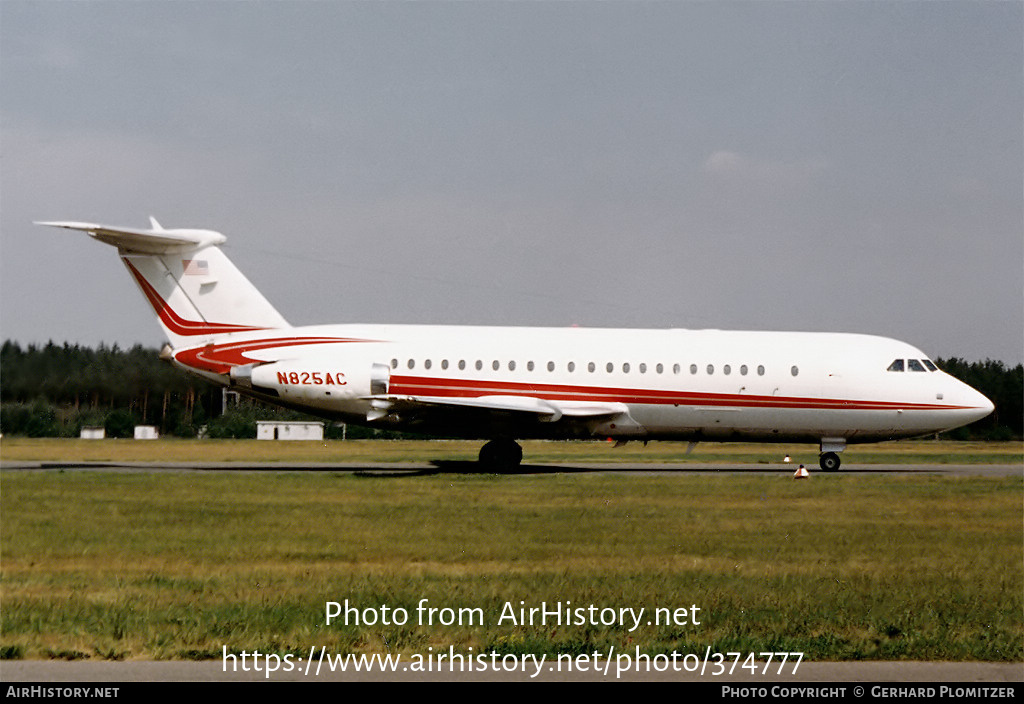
349,461 -> 893,478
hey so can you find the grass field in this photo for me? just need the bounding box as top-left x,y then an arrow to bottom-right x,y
2,437 -> 1022,464
1,455 -> 1021,662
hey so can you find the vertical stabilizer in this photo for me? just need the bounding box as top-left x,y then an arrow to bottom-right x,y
36,220 -> 289,348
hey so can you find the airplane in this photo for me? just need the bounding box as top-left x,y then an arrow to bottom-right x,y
37,218 -> 995,471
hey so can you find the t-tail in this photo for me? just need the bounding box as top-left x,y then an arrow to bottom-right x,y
36,219 -> 289,349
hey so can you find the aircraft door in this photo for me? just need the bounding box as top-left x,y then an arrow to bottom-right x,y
370,363 -> 390,396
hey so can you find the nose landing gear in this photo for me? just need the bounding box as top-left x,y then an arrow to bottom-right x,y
818,438 -> 846,472
818,452 -> 842,472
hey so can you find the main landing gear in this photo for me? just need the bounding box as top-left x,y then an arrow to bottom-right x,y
478,439 -> 523,471
818,452 -> 841,472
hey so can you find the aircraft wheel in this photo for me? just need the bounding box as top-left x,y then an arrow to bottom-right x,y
479,439 -> 523,471
819,452 -> 841,472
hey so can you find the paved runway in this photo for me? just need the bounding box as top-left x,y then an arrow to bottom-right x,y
3,460 -> 1021,476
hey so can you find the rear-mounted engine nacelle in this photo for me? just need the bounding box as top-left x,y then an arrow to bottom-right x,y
235,359 -> 389,401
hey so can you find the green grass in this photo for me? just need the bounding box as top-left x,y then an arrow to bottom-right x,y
1,437 -> 1021,464
1,470 -> 1020,661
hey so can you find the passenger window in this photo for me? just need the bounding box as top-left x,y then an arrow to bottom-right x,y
458,360 -> 466,370
791,366 -> 799,377
887,359 -> 905,372
475,360 -> 483,371
690,364 -> 697,375
907,359 -> 926,372
740,365 -> 748,376
492,360 -> 500,371
606,362 -> 614,373
567,361 -> 576,372
588,362 -> 596,372
757,365 -> 765,376
508,361 -> 516,371
673,364 -> 681,374
547,361 -> 555,372
408,359 -> 415,369
623,363 -> 630,373
723,364 -> 731,375
639,363 -> 647,374
391,358 -> 398,369
656,363 -> 664,374
706,364 -> 714,375
441,359 -> 449,370
424,359 -> 432,370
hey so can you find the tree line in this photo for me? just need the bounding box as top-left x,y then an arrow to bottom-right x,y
1,340 -> 1020,440
2,341 -> 222,437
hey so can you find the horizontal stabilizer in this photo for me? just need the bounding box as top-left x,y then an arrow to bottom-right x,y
35,220 -> 226,254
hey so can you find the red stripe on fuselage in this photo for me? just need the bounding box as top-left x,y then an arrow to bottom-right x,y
388,374 -> 973,412
175,336 -> 380,375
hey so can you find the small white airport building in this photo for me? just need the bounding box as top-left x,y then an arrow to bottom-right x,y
256,421 -> 324,441
134,425 -> 159,440
80,426 -> 105,440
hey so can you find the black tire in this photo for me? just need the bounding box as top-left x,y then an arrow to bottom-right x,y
819,452 -> 841,472
479,439 -> 523,471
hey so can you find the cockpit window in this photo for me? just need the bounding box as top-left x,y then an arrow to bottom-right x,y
907,359 -> 926,372
922,359 -> 937,372
887,359 -> 905,372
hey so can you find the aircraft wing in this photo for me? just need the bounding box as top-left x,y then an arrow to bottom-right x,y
362,394 -> 645,436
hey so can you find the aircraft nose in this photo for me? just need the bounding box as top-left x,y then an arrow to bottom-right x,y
959,383 -> 995,424
976,391 -> 995,419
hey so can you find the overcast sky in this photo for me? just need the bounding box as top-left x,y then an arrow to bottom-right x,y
2,1 -> 1021,364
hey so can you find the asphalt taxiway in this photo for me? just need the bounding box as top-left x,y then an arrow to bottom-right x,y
1,460 -> 1021,476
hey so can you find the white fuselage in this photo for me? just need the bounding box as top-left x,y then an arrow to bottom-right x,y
38,219 -> 996,469
175,324 -> 994,444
